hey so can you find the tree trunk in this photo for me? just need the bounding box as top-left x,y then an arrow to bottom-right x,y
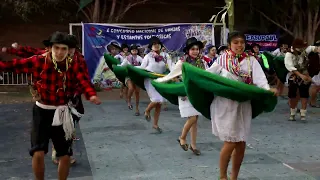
92,0 -> 100,22
115,0 -> 125,23
108,0 -> 117,23
307,6 -> 314,44
292,1 -> 304,39
101,0 -> 108,22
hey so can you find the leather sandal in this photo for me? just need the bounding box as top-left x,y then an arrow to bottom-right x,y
177,138 -> 188,151
190,146 -> 201,156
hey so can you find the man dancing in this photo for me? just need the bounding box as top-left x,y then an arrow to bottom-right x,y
0,31 -> 100,180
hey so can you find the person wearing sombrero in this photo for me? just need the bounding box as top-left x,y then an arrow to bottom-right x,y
155,37 -> 210,155
1,36 -> 51,58
139,36 -> 173,133
0,31 -> 101,180
285,38 -> 320,121
202,31 -> 277,180
50,34 -> 91,165
107,41 -> 121,57
119,44 -> 143,115
115,43 -> 130,99
93,41 -> 121,90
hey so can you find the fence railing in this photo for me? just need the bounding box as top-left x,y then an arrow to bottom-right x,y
0,72 -> 32,85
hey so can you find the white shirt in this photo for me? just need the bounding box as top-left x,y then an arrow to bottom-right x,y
272,48 -> 285,57
114,54 -> 126,63
140,52 -> 173,74
120,55 -> 143,66
284,46 -> 316,72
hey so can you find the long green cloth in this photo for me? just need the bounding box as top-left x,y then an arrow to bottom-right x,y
261,51 -> 288,83
182,63 -> 277,119
126,65 -> 164,90
261,54 -> 270,69
112,65 -> 128,84
273,56 -> 288,83
151,81 -> 186,105
104,53 -> 121,71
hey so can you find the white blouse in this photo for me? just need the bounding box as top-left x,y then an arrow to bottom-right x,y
155,59 -> 208,83
140,52 -> 173,74
284,46 -> 316,72
120,55 -> 143,66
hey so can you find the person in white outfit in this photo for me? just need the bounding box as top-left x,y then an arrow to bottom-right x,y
272,43 -> 289,57
284,39 -> 320,121
93,42 -> 121,87
140,36 -> 173,133
115,44 -> 130,99
120,44 -> 143,115
156,37 -> 209,155
272,42 -> 289,97
208,31 -> 278,180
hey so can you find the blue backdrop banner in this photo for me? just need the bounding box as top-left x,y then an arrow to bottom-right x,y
82,23 -> 214,83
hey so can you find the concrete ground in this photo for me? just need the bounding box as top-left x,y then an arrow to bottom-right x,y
0,95 -> 320,180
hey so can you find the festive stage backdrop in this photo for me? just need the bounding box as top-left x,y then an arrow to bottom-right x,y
82,23 -> 215,84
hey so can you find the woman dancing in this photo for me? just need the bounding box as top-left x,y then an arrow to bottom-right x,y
156,37 -> 211,155
209,31 -> 277,179
115,44 -> 130,99
120,44 -> 143,115
140,36 -> 173,133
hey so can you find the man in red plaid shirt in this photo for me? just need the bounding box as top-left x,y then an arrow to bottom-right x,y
0,31 -> 100,180
51,34 -> 88,165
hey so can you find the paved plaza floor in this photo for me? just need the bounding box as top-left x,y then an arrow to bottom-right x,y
1,98 -> 320,179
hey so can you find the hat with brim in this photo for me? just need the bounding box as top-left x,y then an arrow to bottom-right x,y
121,44 -> 129,50
292,39 -> 308,49
314,40 -> 320,46
67,34 -> 79,49
183,37 -> 204,53
148,36 -> 163,49
49,31 -> 70,47
130,44 -> 139,51
42,38 -> 51,47
107,41 -> 121,51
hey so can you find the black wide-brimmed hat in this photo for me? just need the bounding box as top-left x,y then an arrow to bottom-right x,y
106,41 -> 121,51
148,36 -> 163,49
130,44 -> 139,51
49,31 -> 70,46
183,37 -> 204,52
42,36 -> 51,47
67,34 -> 79,49
121,43 -> 129,50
